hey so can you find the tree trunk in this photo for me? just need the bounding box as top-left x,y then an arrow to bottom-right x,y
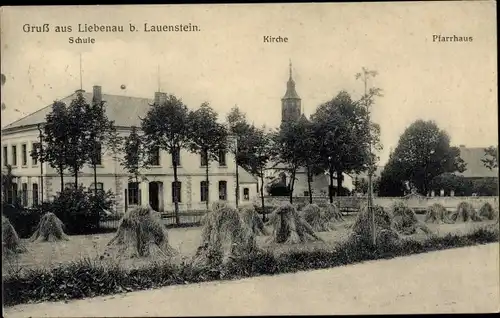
289,167 -> 296,204
59,165 -> 64,192
336,169 -> 343,196
328,165 -> 334,203
93,162 -> 99,230
235,159 -> 239,208
172,148 -> 180,226
306,164 -> 313,204
74,165 -> 78,189
205,149 -> 209,211
259,170 -> 266,222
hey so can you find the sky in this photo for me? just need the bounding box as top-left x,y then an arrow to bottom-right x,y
1,2 -> 497,165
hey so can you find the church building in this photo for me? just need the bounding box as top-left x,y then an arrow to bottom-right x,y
262,61 -> 354,197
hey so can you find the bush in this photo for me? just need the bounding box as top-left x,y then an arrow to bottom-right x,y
35,187 -> 115,235
2,203 -> 43,238
3,225 -> 498,307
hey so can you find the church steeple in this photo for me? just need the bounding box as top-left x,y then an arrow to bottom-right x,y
281,60 -> 301,124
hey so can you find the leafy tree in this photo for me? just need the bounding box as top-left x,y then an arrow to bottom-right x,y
271,121 -> 305,204
387,120 -> 466,195
482,146 -> 498,170
141,94 -> 191,225
121,126 -> 147,205
226,105 -> 254,206
247,125 -> 272,220
1,165 -> 16,203
84,98 -> 115,196
66,92 -> 93,189
311,91 -> 375,202
429,172 -> 472,196
188,102 -> 228,210
294,116 -> 322,203
471,178 -> 498,196
32,101 -> 69,191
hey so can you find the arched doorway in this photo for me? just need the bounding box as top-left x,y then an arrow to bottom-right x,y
149,181 -> 164,212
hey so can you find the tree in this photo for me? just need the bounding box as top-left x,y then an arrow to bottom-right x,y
1,165 -> 16,203
311,91 -> 375,202
32,101 -> 69,191
141,94 -> 191,225
388,120 -> 466,195
271,121 -> 305,204
188,102 -> 228,211
66,92 -> 93,189
85,98 -> 115,196
294,116 -> 322,204
121,126 -> 147,203
429,172 -> 472,196
226,105 -> 254,206
482,146 -> 498,170
248,126 -> 272,221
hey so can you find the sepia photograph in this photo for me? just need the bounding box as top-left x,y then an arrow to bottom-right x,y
1,2 -> 498,316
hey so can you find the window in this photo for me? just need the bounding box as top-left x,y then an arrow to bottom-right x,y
3,146 -> 7,166
200,181 -> 208,202
127,182 -> 140,205
21,144 -> 27,166
200,152 -> 208,167
171,148 -> 181,166
243,188 -> 250,201
32,183 -> 39,206
218,149 -> 226,167
32,143 -> 40,165
90,182 -> 104,194
150,146 -> 160,166
304,191 -> 310,197
22,183 -> 28,206
218,180 -> 227,200
11,145 -> 17,166
172,181 -> 181,203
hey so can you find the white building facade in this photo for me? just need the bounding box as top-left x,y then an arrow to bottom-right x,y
1,86 -> 258,214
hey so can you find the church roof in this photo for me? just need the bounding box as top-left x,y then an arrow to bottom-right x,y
282,61 -> 300,100
2,90 -> 153,132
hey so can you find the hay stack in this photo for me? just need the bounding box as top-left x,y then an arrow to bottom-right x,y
192,201 -> 258,268
105,206 -> 176,258
449,202 -> 482,222
2,215 -> 26,254
239,205 -> 269,236
391,201 -> 431,235
300,204 -> 334,232
30,212 -> 69,242
350,205 -> 400,246
479,202 -> 497,221
324,202 -> 345,223
424,203 -> 454,224
268,203 -> 323,244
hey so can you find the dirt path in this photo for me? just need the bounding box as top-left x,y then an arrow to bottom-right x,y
4,243 -> 499,317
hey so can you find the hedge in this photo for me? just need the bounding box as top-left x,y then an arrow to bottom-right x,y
3,225 -> 498,307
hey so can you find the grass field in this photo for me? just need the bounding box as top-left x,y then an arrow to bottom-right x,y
3,214 -> 497,277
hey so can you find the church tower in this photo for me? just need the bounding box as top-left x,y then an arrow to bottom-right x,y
281,60 -> 302,124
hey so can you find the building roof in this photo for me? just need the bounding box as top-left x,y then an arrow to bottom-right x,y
239,168 -> 258,183
457,146 -> 498,178
2,90 -> 153,131
282,61 -> 300,100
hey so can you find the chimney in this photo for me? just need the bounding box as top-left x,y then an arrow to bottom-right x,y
92,85 -> 102,104
154,92 -> 162,105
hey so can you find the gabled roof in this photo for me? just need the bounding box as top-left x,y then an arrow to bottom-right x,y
2,91 -> 153,131
457,147 -> 498,178
239,167 -> 258,183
